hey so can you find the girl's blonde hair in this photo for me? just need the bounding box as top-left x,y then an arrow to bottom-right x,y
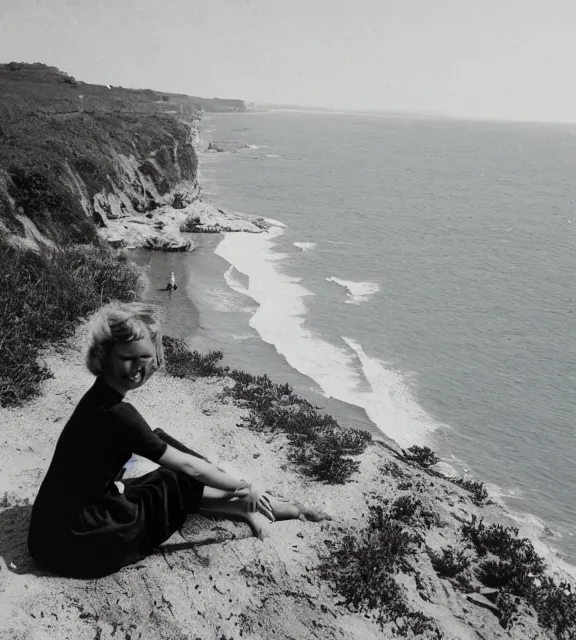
85,301 -> 165,375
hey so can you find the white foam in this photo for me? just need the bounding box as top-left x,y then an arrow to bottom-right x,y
265,154 -> 281,158
215,230 -> 435,448
215,228 -> 576,576
262,216 -> 286,227
341,337 -> 438,447
327,276 -> 380,304
294,242 -> 317,252
223,265 -> 250,297
247,144 -> 267,149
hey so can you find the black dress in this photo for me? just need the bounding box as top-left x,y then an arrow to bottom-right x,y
28,376 -> 204,578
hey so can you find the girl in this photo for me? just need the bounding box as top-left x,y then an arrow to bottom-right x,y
28,302 -> 325,578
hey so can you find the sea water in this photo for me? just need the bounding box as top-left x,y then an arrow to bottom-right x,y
135,110 -> 576,566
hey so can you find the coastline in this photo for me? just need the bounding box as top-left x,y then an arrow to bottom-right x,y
206,218 -> 576,582
195,110 -> 576,563
0,113 -> 574,640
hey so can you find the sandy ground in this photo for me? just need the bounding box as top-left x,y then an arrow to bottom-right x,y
0,328 -> 568,639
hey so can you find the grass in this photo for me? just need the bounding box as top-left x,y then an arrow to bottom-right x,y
161,336 -> 372,484
0,236 -> 145,407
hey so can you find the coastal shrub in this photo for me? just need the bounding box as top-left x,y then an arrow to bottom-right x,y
388,495 -> 439,530
461,516 -> 575,637
398,444 -> 492,506
533,577 -> 576,640
452,477 -> 490,505
293,447 -> 361,485
381,460 -> 408,480
162,337 -> 225,378
319,505 -> 440,636
0,238 -> 144,407
224,370 -> 371,483
429,547 -> 471,578
389,495 -> 421,525
401,445 -> 440,469
159,344 -> 371,483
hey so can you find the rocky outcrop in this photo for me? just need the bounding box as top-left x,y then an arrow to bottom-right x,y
98,200 -> 273,252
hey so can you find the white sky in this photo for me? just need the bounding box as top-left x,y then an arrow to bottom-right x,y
1,0 -> 575,121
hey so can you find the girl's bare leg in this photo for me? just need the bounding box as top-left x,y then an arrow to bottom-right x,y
265,494 -> 331,522
199,491 -> 272,539
198,489 -> 331,540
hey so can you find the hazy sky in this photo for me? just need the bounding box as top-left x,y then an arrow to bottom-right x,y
1,0 -> 575,121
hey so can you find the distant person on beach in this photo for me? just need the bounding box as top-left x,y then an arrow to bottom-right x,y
28,302 -> 326,578
166,271 -> 177,291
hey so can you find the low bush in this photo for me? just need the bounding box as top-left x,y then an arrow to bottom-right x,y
381,460 -> 407,479
225,371 -> 371,484
401,445 -> 440,468
0,238 -> 144,407
162,337 -> 224,378
399,444 -> 491,506
461,516 -> 575,638
429,547 -> 471,578
452,477 -> 489,506
158,347 -> 372,484
319,505 -> 440,636
389,494 -> 438,530
389,495 -> 421,525
180,215 -> 202,232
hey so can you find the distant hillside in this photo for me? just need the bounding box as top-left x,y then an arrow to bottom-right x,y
0,62 -> 245,248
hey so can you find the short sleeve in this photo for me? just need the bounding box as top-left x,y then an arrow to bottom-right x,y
110,403 -> 168,462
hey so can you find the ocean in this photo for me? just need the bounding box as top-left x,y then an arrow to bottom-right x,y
132,110 -> 576,566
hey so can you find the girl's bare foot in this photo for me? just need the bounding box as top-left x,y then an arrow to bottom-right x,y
243,511 -> 272,540
267,496 -> 332,522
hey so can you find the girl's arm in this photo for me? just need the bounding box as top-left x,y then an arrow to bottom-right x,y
158,444 -> 248,492
158,445 -> 273,520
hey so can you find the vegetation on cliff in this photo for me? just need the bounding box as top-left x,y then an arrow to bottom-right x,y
162,337 -> 373,484
160,342 -> 576,638
0,236 -> 144,407
0,62 -> 244,247
0,62 -> 246,406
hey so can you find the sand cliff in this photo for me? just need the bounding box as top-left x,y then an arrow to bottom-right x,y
1,327 -> 572,639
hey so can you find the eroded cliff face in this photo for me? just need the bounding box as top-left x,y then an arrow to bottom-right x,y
0,63 -> 248,252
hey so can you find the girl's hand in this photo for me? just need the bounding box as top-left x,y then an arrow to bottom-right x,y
238,484 -> 275,521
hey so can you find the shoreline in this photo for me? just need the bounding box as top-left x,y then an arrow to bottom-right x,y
136,220 -> 576,584
209,227 -> 576,579
1,112 -> 575,639
195,115 -> 576,573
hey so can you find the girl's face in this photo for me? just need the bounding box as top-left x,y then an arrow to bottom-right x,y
103,333 -> 157,395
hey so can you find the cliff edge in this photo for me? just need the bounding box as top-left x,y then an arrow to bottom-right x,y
0,62 -> 254,252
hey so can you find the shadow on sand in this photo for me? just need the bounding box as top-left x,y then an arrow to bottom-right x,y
0,505 -> 49,576
0,505 -> 251,578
